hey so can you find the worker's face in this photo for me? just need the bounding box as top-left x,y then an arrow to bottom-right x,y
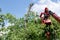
45,8 -> 49,13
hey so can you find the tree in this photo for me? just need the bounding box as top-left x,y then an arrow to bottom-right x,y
0,15 -> 5,27
4,12 -> 60,40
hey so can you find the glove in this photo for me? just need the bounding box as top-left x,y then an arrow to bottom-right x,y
49,11 -> 54,15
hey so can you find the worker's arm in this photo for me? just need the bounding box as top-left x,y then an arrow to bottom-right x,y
40,13 -> 43,17
40,13 -> 44,18
49,11 -> 60,23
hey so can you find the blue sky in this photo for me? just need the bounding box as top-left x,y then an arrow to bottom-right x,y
0,0 -> 32,18
0,0 -> 58,18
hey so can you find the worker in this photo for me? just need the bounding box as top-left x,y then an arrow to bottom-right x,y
40,7 -> 52,40
40,7 -> 51,25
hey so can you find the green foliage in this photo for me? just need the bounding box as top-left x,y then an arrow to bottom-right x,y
0,12 -> 60,40
5,13 -> 17,23
0,15 -> 5,27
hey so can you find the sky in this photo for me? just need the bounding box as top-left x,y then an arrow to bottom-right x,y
31,0 -> 60,16
0,0 -> 32,18
0,0 -> 60,18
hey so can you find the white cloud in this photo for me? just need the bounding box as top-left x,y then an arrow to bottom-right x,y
31,0 -> 60,16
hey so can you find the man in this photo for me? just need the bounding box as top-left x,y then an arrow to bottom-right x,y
40,7 -> 52,40
40,7 -> 51,25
